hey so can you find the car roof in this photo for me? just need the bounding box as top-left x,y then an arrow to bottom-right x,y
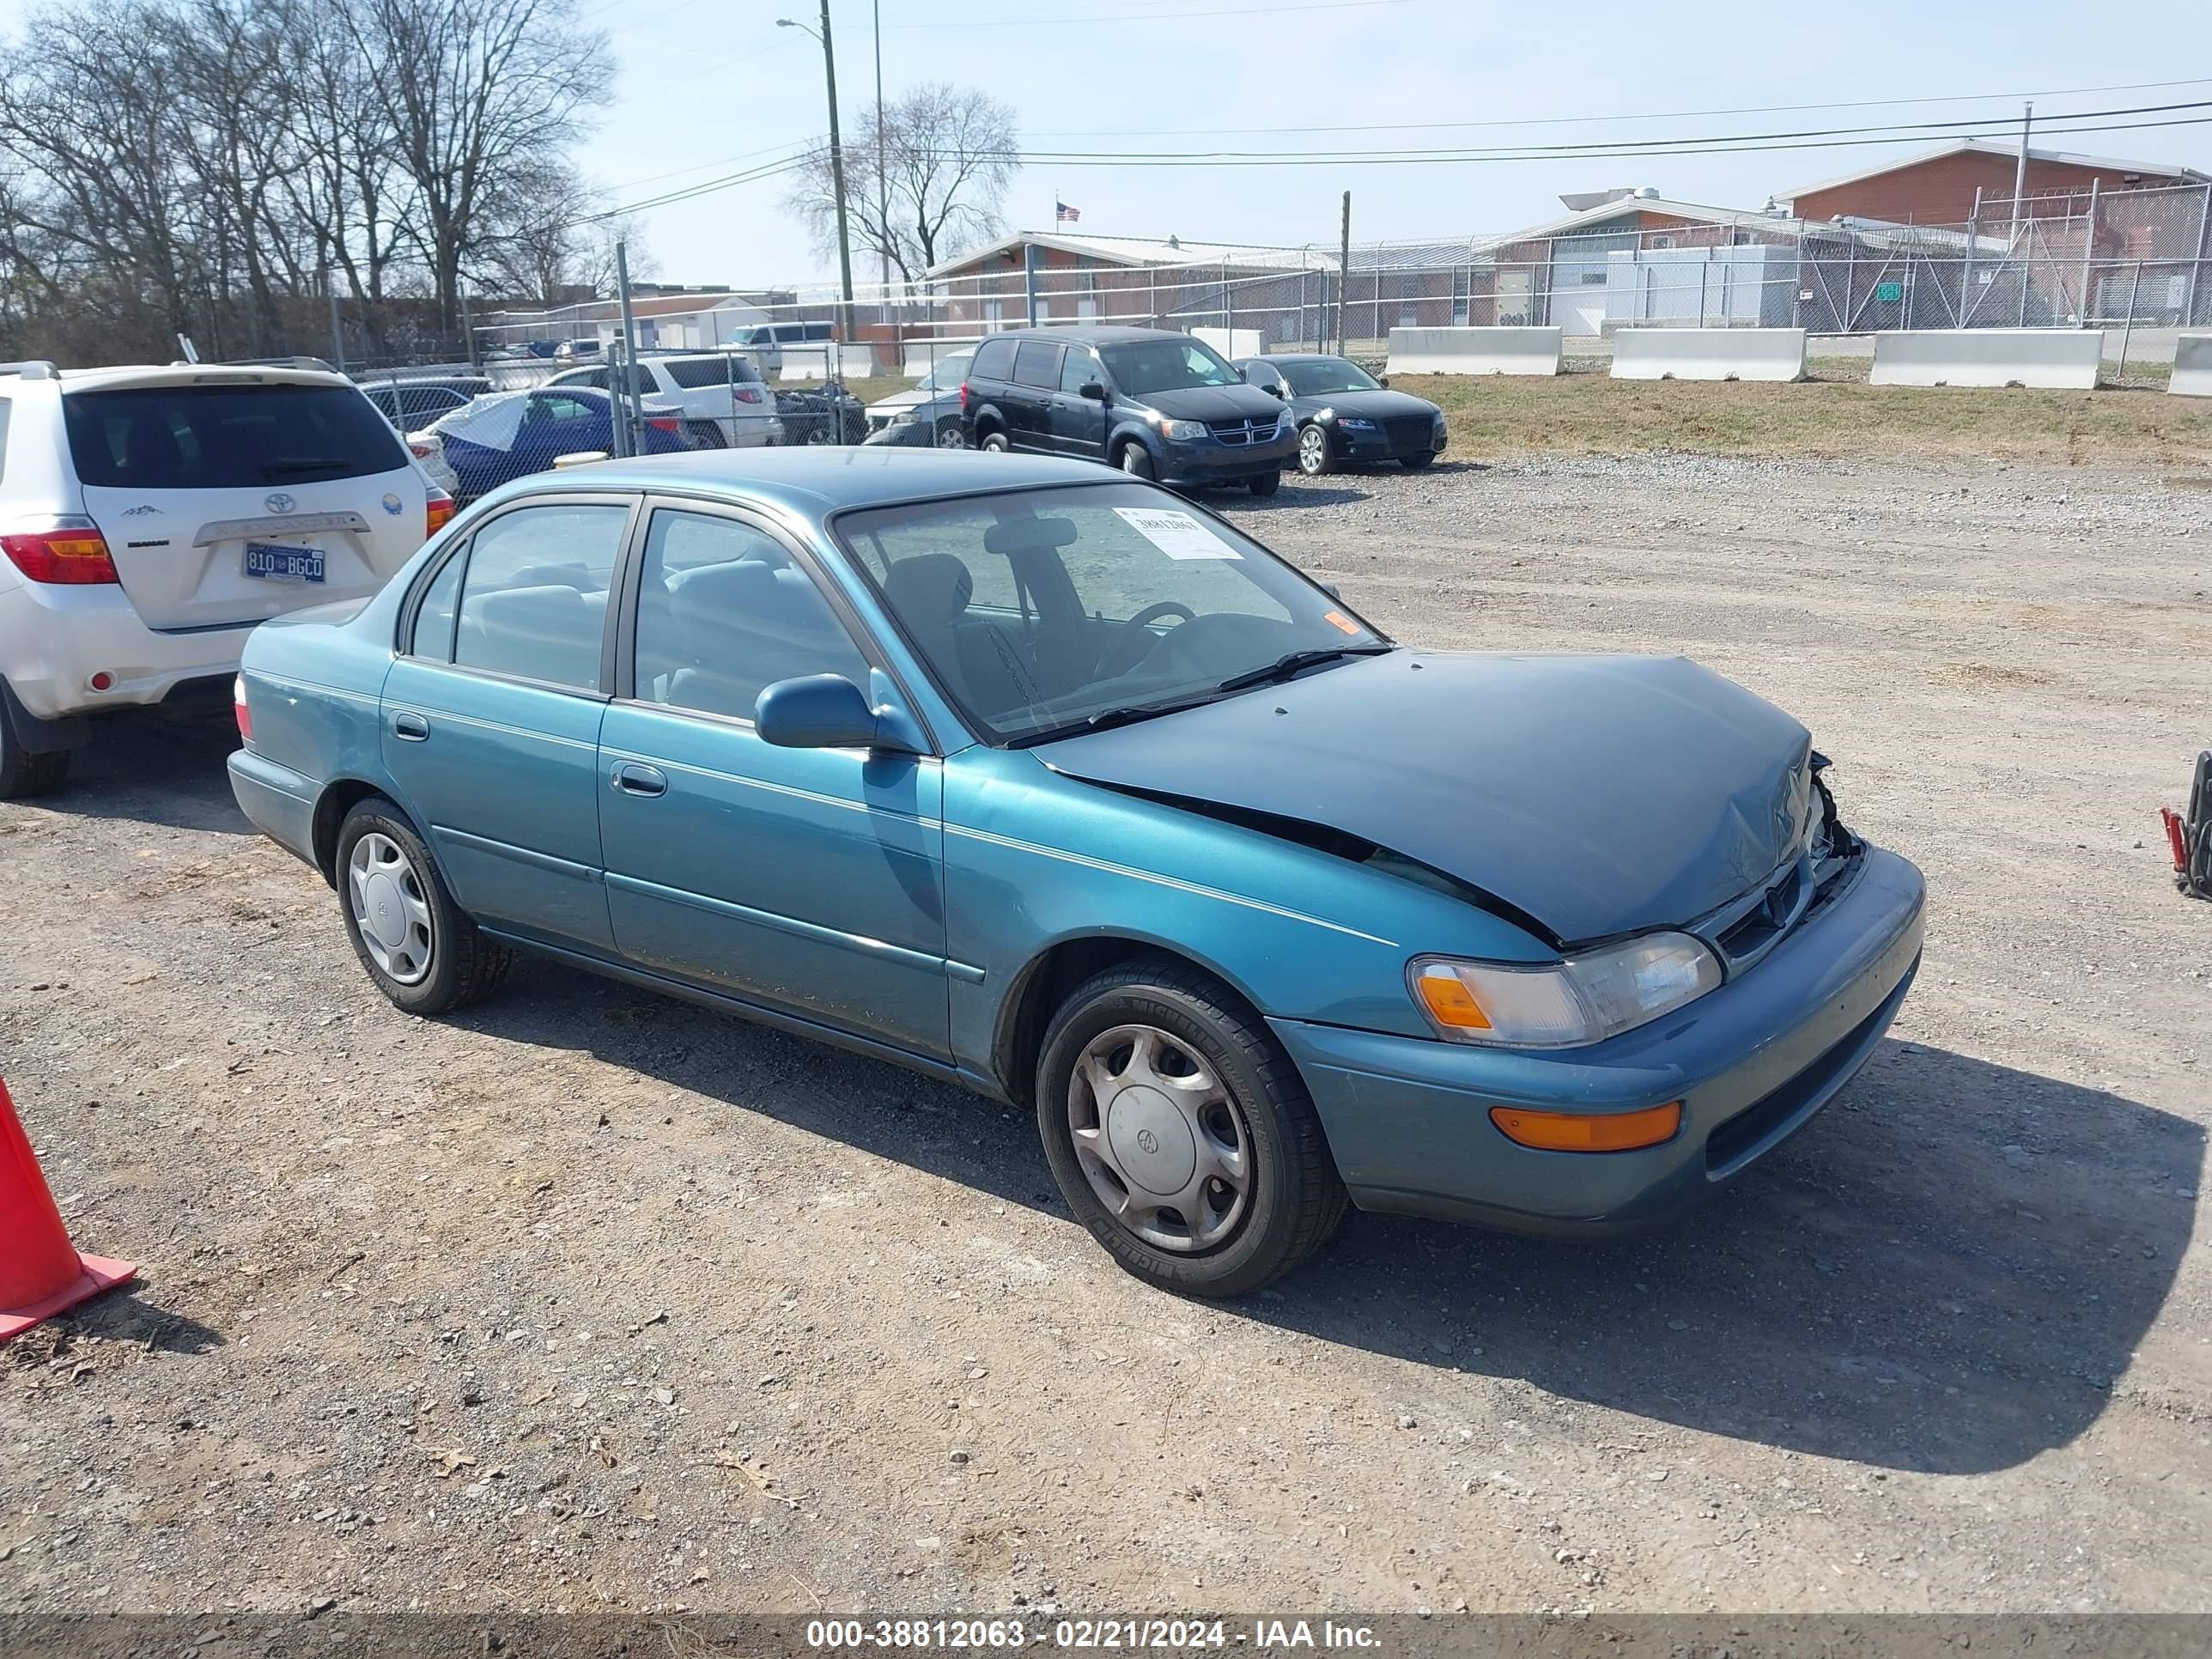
52,364 -> 359,393
491,447 -> 1121,515
1245,353 -> 1347,364
981,325 -> 1200,348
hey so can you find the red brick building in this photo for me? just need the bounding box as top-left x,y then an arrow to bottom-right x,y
1782,140 -> 2205,226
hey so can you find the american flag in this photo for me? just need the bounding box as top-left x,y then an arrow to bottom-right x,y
1055,200 -> 1080,223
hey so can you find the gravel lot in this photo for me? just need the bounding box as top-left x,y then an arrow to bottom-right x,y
3,448 -> 2209,1626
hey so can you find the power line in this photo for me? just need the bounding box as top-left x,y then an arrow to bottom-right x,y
878,0 -> 1413,25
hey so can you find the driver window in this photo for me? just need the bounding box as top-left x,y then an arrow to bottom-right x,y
1059,349 -> 1101,393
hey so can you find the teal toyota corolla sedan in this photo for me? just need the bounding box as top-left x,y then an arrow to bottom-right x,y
228,449 -> 1924,1297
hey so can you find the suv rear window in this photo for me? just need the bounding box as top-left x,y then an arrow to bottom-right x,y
63,382 -> 406,489
970,337 -> 1018,380
663,356 -> 762,389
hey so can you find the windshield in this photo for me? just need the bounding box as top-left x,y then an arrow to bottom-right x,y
1279,358 -> 1382,396
1099,338 -> 1243,397
63,382 -> 407,489
913,353 -> 974,394
836,481 -> 1389,744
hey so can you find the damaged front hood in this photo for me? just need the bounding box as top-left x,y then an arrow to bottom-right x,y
1034,651 -> 1815,946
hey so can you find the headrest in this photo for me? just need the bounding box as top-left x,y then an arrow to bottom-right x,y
883,553 -> 974,623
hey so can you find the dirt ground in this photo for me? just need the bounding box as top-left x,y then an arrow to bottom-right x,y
2,444 -> 2209,1627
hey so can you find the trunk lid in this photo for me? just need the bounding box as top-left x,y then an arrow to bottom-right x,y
63,374 -> 427,630
1033,651 -> 1816,946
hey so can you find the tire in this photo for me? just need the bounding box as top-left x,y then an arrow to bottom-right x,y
1036,957 -> 1348,1297
936,421 -> 968,450
977,428 -> 1011,453
1247,470 -> 1281,497
684,420 -> 727,450
0,707 -> 72,801
1117,441 -> 1156,480
1295,422 -> 1333,477
1401,452 -> 1435,471
335,797 -> 511,1017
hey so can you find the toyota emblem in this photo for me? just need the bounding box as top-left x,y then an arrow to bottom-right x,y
1135,1128 -> 1161,1155
264,491 -> 297,514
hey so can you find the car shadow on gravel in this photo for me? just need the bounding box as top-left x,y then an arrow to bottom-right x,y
1254,1039 -> 2203,1476
1229,484 -> 1370,512
35,701 -> 249,836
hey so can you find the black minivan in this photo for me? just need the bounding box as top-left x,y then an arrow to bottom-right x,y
959,326 -> 1297,495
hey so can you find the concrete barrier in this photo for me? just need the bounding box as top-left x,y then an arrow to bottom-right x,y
903,339 -> 981,377
1192,327 -> 1262,361
1869,328 -> 2102,390
1387,326 -> 1562,377
2169,332 -> 2212,397
1609,327 -> 1807,382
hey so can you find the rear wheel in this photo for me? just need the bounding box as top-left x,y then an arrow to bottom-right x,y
1036,958 -> 1347,1297
1296,423 -> 1333,477
335,798 -> 511,1016
1118,441 -> 1156,479
0,705 -> 72,800
978,428 -> 1011,453
1248,470 -> 1281,497
684,420 -> 726,450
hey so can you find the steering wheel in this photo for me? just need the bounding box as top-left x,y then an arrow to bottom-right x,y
1096,600 -> 1198,679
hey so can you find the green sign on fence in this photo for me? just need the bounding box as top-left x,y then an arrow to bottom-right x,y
1875,281 -> 1903,303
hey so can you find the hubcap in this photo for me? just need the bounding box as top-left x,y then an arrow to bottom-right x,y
1298,426 -> 1327,473
347,831 -> 434,986
937,424 -> 966,448
1066,1024 -> 1251,1252
1121,447 -> 1144,473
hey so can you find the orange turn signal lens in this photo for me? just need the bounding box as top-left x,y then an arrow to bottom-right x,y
1489,1101 -> 1682,1153
1413,964 -> 1492,1030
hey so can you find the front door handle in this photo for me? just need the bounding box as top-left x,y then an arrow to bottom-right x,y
392,712 -> 428,742
611,762 -> 666,798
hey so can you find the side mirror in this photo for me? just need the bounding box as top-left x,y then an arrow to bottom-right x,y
756,674 -> 901,750
1377,376 -> 1390,388
1079,380 -> 1108,402
1264,383 -> 1285,398
1321,582 -> 1343,601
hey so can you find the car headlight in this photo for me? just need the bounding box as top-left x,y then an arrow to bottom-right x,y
888,410 -> 919,425
1337,416 -> 1378,432
1155,417 -> 1206,440
1408,933 -> 1723,1048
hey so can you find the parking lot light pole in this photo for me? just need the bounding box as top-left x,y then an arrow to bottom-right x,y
781,9 -> 858,356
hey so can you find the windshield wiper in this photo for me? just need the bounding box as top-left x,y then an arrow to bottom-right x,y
1216,644 -> 1391,694
1008,693 -> 1223,748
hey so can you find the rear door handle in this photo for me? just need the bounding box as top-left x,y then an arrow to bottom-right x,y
392,712 -> 428,742
611,762 -> 666,798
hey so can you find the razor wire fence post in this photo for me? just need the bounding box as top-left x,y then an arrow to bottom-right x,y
2189,181 -> 2212,328
2118,260 -> 2143,380
2078,180 -> 2098,325
1336,191 -> 1350,360
614,239 -> 640,458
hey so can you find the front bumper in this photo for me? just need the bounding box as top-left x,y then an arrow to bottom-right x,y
1326,422 -> 1448,464
863,416 -> 939,447
1154,426 -> 1299,485
0,580 -> 252,722
1272,845 -> 1925,1235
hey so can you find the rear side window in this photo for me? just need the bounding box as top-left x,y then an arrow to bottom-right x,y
970,337 -> 1018,380
663,356 -> 761,390
408,550 -> 465,660
453,502 -> 629,691
1012,340 -> 1064,388
62,383 -> 406,489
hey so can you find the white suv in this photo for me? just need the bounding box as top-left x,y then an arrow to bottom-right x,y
545,353 -> 783,448
0,361 -> 447,797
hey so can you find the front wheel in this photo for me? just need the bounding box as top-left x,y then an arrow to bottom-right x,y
1036,958 -> 1348,1297
1296,423 -> 1333,477
336,798 -> 512,1016
936,421 -> 968,449
1118,441 -> 1157,479
1248,470 -> 1281,497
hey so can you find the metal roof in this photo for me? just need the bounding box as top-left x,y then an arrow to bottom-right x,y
928,231 -> 1336,279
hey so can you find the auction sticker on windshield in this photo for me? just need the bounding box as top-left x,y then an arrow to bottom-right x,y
1113,507 -> 1243,561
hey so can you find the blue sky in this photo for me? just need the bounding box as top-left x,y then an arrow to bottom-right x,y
6,0 -> 2209,288
583,0 -> 2212,284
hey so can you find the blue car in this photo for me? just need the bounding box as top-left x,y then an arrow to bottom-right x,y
428,386 -> 686,501
227,450 -> 1924,1297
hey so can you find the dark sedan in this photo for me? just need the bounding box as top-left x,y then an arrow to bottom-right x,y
1237,354 -> 1448,476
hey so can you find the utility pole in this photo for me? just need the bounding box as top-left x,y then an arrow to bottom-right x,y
1336,191 -> 1351,357
459,278 -> 477,370
614,240 -> 640,459
2011,101 -> 2033,240
323,264 -> 345,374
781,8 -> 858,362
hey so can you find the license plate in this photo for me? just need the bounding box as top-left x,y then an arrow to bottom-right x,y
244,542 -> 325,583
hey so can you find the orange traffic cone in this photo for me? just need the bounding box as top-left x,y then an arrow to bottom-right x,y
0,1077 -> 136,1341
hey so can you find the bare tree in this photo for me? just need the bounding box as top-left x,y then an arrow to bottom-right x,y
787,82 -> 1018,283
476,161 -> 650,306
344,0 -> 613,331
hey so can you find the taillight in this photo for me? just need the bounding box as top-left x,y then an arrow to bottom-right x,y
408,440 -> 435,459
425,489 -> 457,538
959,381 -> 971,412
647,416 -> 681,434
1,519 -> 118,585
734,386 -> 763,404
233,675 -> 252,744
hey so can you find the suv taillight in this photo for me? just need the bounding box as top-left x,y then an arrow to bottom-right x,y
959,381 -> 971,413
234,675 -> 252,744
0,519 -> 118,585
734,386 -> 763,404
426,489 -> 457,538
